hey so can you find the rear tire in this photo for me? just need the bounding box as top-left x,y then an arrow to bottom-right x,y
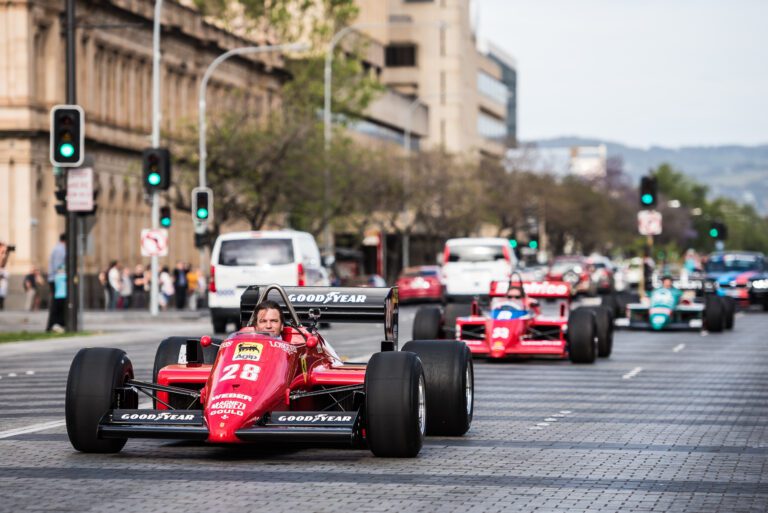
585,306 -> 613,358
401,340 -> 473,436
152,337 -> 221,408
413,307 -> 442,340
365,352 -> 425,457
443,303 -> 472,337
705,295 -> 724,333
65,348 -> 137,453
568,309 -> 597,364
722,297 -> 735,330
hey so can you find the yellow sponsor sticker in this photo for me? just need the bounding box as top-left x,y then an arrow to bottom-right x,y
234,342 -> 263,362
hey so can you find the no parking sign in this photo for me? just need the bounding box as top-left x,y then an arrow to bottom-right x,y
141,228 -> 168,257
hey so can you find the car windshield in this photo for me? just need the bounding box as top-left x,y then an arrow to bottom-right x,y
402,268 -> 438,278
705,255 -> 762,273
219,239 -> 294,266
447,245 -> 506,262
550,261 -> 581,273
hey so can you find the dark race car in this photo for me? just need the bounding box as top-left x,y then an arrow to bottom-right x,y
412,277 -> 613,363
65,285 -> 473,458
704,251 -> 768,310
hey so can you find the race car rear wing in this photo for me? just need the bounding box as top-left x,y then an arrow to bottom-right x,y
240,286 -> 398,346
490,280 -> 572,299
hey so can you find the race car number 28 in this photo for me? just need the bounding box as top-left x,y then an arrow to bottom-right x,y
221,363 -> 260,382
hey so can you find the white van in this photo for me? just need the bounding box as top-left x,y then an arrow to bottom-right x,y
208,230 -> 328,332
441,237 -> 517,302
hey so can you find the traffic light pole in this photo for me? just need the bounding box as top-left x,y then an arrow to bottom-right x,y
64,0 -> 79,332
149,0 -> 163,317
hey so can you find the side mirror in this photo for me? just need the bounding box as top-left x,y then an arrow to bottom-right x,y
200,335 -> 212,348
306,335 -> 319,348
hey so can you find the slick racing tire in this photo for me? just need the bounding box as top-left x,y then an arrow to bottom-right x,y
443,303 -> 472,337
584,306 -> 613,358
65,348 -> 137,453
413,306 -> 443,340
568,308 -> 597,364
152,337 -> 221,408
365,351 -> 426,458
402,340 -> 473,436
601,293 -> 620,319
722,297 -> 735,330
705,295 -> 725,333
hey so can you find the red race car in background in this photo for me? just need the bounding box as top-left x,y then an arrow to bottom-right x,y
412,277 -> 613,363
65,285 -> 473,458
546,256 -> 597,296
397,265 -> 443,303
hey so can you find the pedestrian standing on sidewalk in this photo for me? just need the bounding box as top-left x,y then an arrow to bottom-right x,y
132,264 -> 147,309
107,261 -> 121,310
46,234 -> 66,327
119,267 -> 133,309
23,266 -> 43,311
159,266 -> 174,311
98,268 -> 109,310
173,261 -> 188,310
46,264 -> 67,332
186,266 -> 199,311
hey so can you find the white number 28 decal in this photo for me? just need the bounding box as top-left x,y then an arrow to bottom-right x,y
492,327 -> 510,339
220,363 -> 261,382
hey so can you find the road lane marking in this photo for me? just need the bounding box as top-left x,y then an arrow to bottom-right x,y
622,367 -> 643,380
25,370 -> 35,375
536,422 -> 550,427
736,312 -> 745,318
673,344 -> 685,353
559,410 -> 571,414
7,373 -> 17,377
544,418 -> 557,422
0,400 -> 152,440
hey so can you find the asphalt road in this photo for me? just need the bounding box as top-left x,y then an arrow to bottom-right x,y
0,306 -> 766,512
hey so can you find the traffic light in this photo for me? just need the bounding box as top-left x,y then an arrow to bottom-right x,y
160,206 -> 172,227
191,187 -> 213,223
528,233 -> 539,250
50,105 -> 84,167
509,239 -> 518,249
709,221 -> 727,240
142,148 -> 171,193
194,231 -> 210,249
639,176 -> 658,208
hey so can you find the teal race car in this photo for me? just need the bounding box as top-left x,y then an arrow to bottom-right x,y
615,286 -> 731,332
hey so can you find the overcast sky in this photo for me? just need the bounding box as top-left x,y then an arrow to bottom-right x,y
475,0 -> 768,148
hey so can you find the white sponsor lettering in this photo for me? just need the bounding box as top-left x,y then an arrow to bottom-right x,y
492,327 -> 510,339
119,412 -> 195,421
210,400 -> 246,410
276,413 -> 353,423
269,340 -> 298,354
523,282 -> 570,297
210,409 -> 245,417
211,393 -> 252,402
520,340 -> 562,346
287,292 -> 367,304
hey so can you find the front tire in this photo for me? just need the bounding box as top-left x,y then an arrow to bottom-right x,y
65,348 -> 137,453
568,309 -> 597,364
401,340 -> 473,436
365,352 -> 426,457
413,306 -> 442,340
722,297 -> 735,330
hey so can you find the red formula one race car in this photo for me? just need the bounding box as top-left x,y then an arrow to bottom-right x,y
65,285 -> 473,458
412,278 -> 613,363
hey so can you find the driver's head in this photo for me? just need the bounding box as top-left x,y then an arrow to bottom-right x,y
254,300 -> 284,337
507,286 -> 523,299
662,276 -> 673,288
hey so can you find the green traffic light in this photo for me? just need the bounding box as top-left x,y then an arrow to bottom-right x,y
641,193 -> 653,205
147,172 -> 161,186
160,217 -> 171,227
529,240 -> 538,249
196,208 -> 209,219
59,143 -> 75,158
509,239 -> 518,248
709,228 -> 719,238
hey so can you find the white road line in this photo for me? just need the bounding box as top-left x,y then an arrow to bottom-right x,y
673,344 -> 685,353
0,400 -> 152,440
736,312 -> 745,318
25,370 -> 35,375
544,418 -> 557,422
7,373 -> 17,377
536,422 -> 550,427
622,367 -> 643,380
559,410 -> 572,415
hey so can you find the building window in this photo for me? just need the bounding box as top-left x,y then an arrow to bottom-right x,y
477,112 -> 507,141
386,44 -> 417,67
477,71 -> 508,105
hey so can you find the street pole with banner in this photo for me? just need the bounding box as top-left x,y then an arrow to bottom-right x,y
64,0 -> 78,331
148,0 -> 164,316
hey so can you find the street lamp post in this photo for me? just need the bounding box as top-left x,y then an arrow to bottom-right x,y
149,0 -> 163,316
197,42 -> 308,268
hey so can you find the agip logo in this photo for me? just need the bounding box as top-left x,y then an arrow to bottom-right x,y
234,342 -> 263,362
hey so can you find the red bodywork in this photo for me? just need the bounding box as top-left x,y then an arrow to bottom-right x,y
397,266 -> 443,302
156,326 -> 366,444
546,257 -> 593,295
454,281 -> 572,359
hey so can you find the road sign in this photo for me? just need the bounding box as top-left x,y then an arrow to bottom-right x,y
66,167 -> 94,212
638,210 -> 662,236
141,228 -> 169,257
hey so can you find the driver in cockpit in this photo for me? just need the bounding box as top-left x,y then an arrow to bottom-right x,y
254,300 -> 284,338
491,285 -> 530,319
